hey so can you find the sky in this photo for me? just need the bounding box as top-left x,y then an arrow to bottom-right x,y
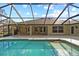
0,3 -> 79,22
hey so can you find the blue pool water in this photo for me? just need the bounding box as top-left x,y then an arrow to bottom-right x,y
0,40 -> 79,56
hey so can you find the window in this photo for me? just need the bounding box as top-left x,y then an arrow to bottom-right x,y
34,26 -> 46,32
40,27 -> 43,32
26,27 -> 30,32
58,26 -> 63,33
52,25 -> 63,33
75,26 -> 78,29
34,27 -> 38,32
39,26 -> 46,32
53,26 -> 57,33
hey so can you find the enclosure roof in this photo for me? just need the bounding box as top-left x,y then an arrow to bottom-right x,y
0,3 -> 79,25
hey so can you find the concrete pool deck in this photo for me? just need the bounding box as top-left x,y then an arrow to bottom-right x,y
0,35 -> 79,46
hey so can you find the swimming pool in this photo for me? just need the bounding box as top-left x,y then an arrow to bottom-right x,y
0,39 -> 79,56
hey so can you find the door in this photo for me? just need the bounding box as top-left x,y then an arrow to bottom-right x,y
71,26 -> 74,34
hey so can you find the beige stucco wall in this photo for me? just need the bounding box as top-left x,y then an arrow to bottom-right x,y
11,23 -> 79,36
29,25 -> 32,35
63,24 -> 71,35
75,24 -> 79,36
63,23 -> 79,36
48,25 -> 52,35
47,24 -> 70,35
70,23 -> 79,36
18,24 -> 30,35
32,25 -> 48,35
10,24 -> 17,35
17,24 -> 72,35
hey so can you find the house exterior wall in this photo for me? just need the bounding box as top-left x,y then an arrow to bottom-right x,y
48,25 -> 52,35
32,25 -> 48,35
17,24 -> 71,35
48,25 -> 64,35
75,24 -> 79,36
63,24 -> 71,35
10,24 -> 17,35
18,24 -> 30,35
10,23 -> 79,36
70,23 -> 79,36
48,24 -> 71,35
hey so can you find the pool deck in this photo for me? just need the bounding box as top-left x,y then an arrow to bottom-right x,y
0,35 -> 79,46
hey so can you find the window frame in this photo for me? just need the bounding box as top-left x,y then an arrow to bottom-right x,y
52,25 -> 63,33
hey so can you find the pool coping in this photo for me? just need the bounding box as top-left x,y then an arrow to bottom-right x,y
0,35 -> 79,46
0,36 -> 79,46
